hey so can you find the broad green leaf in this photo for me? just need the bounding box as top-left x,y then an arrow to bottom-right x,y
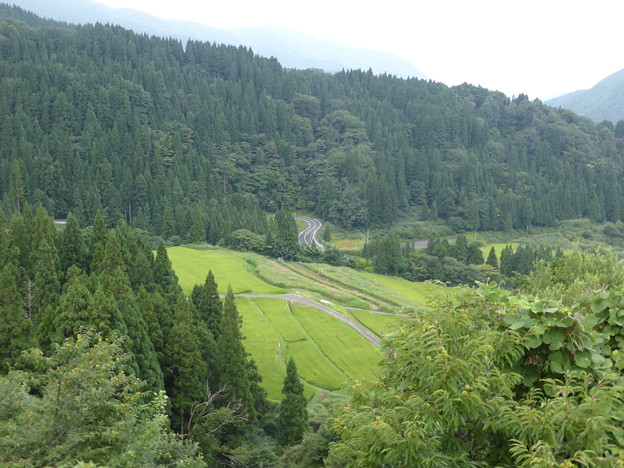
524,335 -> 542,349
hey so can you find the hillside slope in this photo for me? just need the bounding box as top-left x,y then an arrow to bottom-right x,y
1,5 -> 624,242
7,0 -> 425,78
546,68 -> 624,123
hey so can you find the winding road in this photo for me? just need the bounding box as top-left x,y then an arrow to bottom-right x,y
295,216 -> 325,252
235,294 -> 381,347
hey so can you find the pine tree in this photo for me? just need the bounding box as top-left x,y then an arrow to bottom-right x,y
217,286 -> 255,422
277,357 -> 308,446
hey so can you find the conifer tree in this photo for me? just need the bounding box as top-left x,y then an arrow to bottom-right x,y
166,295 -> 208,432
136,285 -> 165,367
486,246 -> 499,269
87,286 -> 127,339
59,213 -> 86,274
32,238 -> 60,322
277,357 -> 308,446
89,210 -> 108,271
0,265 -> 31,373
466,244 -> 484,265
194,270 -> 222,340
51,269 -> 93,342
217,286 -> 255,422
153,240 -> 181,306
103,265 -> 162,391
190,300 -> 218,392
247,358 -> 270,420
32,205 -> 58,253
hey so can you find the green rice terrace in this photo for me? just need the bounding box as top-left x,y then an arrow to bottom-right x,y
167,245 -> 449,401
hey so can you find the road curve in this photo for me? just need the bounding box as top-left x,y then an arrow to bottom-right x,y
234,294 -> 381,347
295,216 -> 325,252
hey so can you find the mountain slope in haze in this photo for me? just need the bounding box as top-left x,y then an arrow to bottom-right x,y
8,0 -> 426,79
546,68 -> 624,123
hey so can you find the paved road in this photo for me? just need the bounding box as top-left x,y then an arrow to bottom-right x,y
235,294 -> 381,347
295,216 -> 325,252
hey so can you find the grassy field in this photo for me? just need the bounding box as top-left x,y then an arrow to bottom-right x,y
235,298 -> 286,399
167,246 -> 285,295
362,272 -> 442,305
254,298 -> 307,342
332,238 -> 366,251
302,263 -> 426,312
167,244 -> 445,402
350,309 -> 402,337
292,305 -> 382,381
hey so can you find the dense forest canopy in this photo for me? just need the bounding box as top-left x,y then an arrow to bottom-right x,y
2,3 -> 624,242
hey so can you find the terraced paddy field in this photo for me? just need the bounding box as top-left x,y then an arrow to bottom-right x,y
362,272 -> 442,305
237,297 -> 381,400
167,245 -> 445,402
167,246 -> 285,295
349,309 -> 402,337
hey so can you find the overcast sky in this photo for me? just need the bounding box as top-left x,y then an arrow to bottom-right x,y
93,0 -> 624,100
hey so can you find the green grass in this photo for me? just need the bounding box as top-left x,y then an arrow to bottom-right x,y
287,341 -> 347,390
167,246 -> 286,295
166,244 -> 438,400
350,309 -> 402,337
292,305 -> 382,381
362,273 -> 441,305
236,298 -> 285,400
303,263 -> 425,311
254,298 -> 307,342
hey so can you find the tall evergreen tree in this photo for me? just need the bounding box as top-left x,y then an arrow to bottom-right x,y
32,238 -> 60,322
166,295 -> 208,432
0,265 -> 31,373
193,270 -> 222,340
217,286 -> 255,422
486,246 -> 499,269
59,213 -> 86,274
153,240 -> 181,307
277,357 -> 308,446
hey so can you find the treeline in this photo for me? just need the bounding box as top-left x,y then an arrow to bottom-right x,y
358,235 -> 555,286
2,5 -> 624,238
0,206 -> 311,466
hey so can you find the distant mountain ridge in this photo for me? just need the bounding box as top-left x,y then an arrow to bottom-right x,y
7,0 -> 426,79
546,68 -> 624,123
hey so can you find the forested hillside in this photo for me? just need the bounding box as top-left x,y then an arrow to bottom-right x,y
2,4 -> 624,241
546,68 -> 624,124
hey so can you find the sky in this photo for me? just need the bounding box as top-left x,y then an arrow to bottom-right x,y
93,0 -> 624,100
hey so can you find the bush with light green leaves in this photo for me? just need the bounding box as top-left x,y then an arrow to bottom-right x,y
328,284 -> 624,467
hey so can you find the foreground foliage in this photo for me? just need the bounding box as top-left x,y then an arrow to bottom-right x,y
329,284 -> 624,467
0,333 -> 204,467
